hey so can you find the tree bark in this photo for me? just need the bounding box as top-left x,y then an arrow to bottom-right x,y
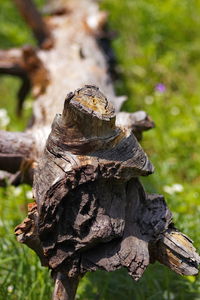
0,0 -> 199,299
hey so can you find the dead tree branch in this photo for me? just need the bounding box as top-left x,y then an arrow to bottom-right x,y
13,0 -> 53,49
0,46 -> 49,115
0,130 -> 34,172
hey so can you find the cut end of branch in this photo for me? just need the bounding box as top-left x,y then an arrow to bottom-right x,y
64,85 -> 115,121
151,228 -> 200,276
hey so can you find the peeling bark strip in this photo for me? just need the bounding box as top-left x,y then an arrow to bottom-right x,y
16,86 -> 200,300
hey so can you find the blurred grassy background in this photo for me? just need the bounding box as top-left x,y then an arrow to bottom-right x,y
0,0 -> 200,299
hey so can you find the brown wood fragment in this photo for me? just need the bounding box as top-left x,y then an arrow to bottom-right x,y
151,228 -> 200,276
15,202 -> 48,266
0,46 -> 49,115
22,45 -> 50,98
0,48 -> 30,115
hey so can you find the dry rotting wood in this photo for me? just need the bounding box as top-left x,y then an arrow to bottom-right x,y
15,86 -> 200,300
0,0 -> 199,299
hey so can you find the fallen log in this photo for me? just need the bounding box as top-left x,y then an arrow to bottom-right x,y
0,0 -> 199,299
0,0 -> 153,182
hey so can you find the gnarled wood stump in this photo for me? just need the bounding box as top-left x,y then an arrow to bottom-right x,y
16,86 -> 200,300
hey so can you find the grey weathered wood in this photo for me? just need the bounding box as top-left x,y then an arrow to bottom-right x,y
0,130 -> 34,174
116,111 -> 155,140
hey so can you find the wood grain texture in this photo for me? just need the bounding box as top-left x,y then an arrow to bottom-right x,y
15,86 -> 200,300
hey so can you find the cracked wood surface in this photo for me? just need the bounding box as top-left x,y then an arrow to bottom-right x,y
16,86 -> 200,300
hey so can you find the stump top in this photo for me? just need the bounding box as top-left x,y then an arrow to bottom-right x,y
65,85 -> 115,121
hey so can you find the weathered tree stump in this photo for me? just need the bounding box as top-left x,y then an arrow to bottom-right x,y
0,0 -> 199,299
16,86 -> 200,299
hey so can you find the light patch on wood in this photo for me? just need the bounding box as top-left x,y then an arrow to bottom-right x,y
74,95 -> 111,116
166,248 -> 181,267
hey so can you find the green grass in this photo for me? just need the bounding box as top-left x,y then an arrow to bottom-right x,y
0,0 -> 200,299
0,185 -> 52,300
